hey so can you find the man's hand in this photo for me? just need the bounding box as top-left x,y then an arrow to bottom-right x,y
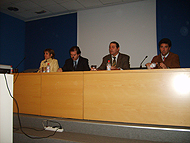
91,67 -> 97,71
57,68 -> 63,72
159,63 -> 167,69
145,63 -> 151,67
145,63 -> 151,68
111,66 -> 119,70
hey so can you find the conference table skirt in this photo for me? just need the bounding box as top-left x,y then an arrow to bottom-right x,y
13,69 -> 190,127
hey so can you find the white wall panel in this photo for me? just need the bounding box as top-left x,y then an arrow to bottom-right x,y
78,0 -> 156,68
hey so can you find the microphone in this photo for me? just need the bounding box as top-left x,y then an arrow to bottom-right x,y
14,57 -> 26,72
140,56 -> 148,69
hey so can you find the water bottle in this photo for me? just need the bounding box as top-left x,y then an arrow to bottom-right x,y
46,63 -> 50,72
107,60 -> 111,71
10,65 -> 13,73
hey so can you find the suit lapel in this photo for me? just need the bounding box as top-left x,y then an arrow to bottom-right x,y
75,56 -> 81,70
70,59 -> 75,71
116,53 -> 121,67
109,55 -> 112,65
158,54 -> 163,63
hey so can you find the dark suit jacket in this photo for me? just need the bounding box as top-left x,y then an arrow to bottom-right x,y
98,53 -> 130,70
151,52 -> 180,68
62,56 -> 90,71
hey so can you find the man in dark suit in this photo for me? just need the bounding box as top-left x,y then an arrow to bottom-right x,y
146,38 -> 180,69
57,46 -> 90,72
97,41 -> 130,70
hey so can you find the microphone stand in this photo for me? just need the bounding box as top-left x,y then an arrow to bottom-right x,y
140,56 -> 148,69
14,57 -> 26,73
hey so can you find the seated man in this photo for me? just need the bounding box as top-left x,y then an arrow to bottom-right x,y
97,41 -> 130,70
146,38 -> 180,69
57,46 -> 90,72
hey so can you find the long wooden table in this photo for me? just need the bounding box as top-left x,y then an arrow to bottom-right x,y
13,69 -> 190,127
13,72 -> 84,119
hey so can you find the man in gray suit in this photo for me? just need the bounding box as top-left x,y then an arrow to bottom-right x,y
97,41 -> 130,70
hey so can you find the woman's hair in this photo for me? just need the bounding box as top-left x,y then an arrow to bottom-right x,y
44,48 -> 55,59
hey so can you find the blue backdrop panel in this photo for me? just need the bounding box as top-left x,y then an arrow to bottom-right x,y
25,13 -> 77,70
0,12 -> 25,72
157,0 -> 190,68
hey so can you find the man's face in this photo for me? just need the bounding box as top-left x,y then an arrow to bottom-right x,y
160,43 -> 171,56
109,43 -> 119,56
70,50 -> 80,61
44,51 -> 52,60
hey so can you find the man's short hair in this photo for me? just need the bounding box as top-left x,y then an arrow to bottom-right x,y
69,46 -> 81,54
44,48 -> 55,59
159,38 -> 172,47
110,41 -> 120,49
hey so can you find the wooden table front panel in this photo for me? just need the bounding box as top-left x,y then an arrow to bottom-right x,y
13,73 -> 41,115
84,69 -> 190,127
41,72 -> 84,119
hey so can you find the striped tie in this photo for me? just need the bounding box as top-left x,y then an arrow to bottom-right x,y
112,57 -> 116,67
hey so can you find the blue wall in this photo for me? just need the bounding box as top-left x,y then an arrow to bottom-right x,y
157,0 -> 190,68
0,12 -> 25,72
25,13 -> 77,70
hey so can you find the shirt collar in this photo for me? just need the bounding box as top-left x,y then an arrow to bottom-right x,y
46,58 -> 53,62
161,52 -> 169,61
112,53 -> 119,60
73,56 -> 80,65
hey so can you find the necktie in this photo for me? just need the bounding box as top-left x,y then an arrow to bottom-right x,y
163,57 -> 165,62
112,57 -> 116,67
74,61 -> 77,70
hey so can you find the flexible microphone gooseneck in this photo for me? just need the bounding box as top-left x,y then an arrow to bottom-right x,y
14,57 -> 26,72
140,56 -> 148,69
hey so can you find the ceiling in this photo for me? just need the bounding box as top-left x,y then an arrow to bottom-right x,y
0,0 -> 143,22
